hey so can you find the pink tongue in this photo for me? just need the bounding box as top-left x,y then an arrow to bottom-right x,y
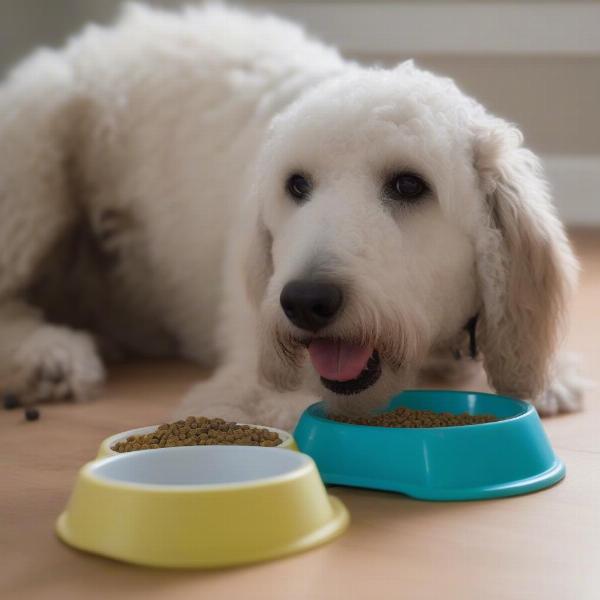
307,339 -> 374,382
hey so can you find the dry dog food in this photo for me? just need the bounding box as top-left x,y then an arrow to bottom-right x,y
24,407 -> 40,421
3,393 -> 41,421
111,416 -> 283,453
330,406 -> 498,428
3,393 -> 20,410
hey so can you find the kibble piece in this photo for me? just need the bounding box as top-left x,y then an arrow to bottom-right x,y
329,406 -> 498,428
24,407 -> 40,422
3,393 -> 21,410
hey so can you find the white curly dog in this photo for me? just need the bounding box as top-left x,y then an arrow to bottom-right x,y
0,4 -> 583,429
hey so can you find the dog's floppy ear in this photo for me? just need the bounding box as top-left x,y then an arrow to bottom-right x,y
473,120 -> 578,401
244,211 -> 273,307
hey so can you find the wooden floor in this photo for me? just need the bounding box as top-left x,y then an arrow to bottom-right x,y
1,229 -> 599,600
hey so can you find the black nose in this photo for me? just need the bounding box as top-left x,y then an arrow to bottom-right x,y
280,280 -> 343,332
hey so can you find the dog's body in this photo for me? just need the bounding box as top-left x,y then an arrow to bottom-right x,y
0,4 -> 583,428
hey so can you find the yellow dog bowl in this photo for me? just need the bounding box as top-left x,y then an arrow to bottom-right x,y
56,446 -> 348,568
97,424 -> 297,458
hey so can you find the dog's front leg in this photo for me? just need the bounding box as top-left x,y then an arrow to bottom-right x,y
176,367 -> 315,431
530,352 -> 587,416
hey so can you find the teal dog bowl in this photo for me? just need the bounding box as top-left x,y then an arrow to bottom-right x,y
294,390 -> 565,501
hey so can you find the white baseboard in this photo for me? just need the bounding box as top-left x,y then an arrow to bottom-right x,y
543,156 -> 600,226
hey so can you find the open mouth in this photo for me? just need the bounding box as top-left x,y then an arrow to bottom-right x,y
307,338 -> 382,395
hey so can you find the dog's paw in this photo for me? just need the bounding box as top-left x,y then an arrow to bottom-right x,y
533,382 -> 584,416
176,374 -> 314,431
532,354 -> 587,416
9,326 -> 105,404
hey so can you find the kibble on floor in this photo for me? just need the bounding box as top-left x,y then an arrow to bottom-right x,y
112,416 -> 283,453
330,406 -> 499,427
3,393 -> 21,410
24,407 -> 40,421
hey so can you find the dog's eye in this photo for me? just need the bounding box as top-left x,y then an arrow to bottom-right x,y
286,173 -> 312,202
386,172 -> 429,202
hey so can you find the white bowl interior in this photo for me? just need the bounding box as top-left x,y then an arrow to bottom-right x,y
90,446 -> 308,487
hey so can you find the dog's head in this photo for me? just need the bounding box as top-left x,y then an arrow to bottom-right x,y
243,62 -> 577,414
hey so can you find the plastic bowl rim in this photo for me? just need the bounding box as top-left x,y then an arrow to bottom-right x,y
101,423 -> 294,456
303,389 -> 534,431
82,446 -> 314,493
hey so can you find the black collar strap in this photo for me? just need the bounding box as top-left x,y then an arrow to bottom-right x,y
464,314 -> 479,359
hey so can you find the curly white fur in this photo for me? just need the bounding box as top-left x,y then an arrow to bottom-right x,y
0,3 -> 582,426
